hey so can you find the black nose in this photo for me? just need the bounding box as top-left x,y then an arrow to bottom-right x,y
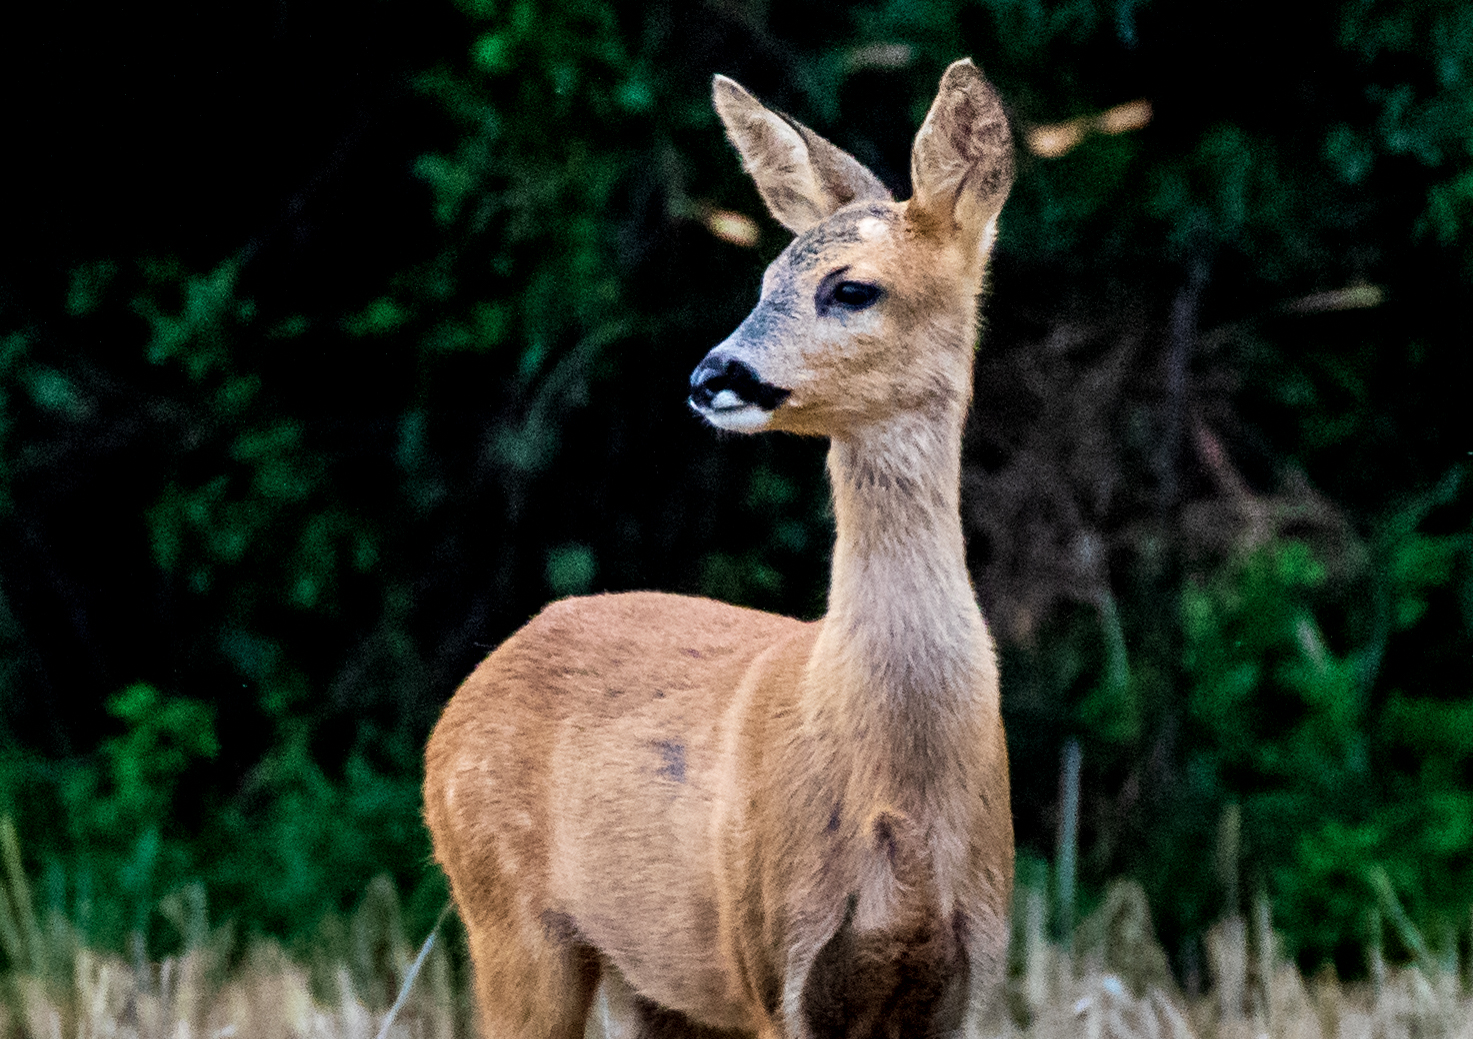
689,356 -> 791,411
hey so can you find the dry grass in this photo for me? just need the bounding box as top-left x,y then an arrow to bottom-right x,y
2,849 -> 1468,1038
987,882 -> 1472,1039
0,872 -> 474,1039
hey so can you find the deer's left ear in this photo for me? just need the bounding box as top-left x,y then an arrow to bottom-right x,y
908,59 -> 1014,250
714,75 -> 891,235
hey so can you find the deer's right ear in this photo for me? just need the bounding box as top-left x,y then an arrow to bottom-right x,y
713,75 -> 890,235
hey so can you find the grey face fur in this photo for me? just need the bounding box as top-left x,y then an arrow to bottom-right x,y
689,204 -> 901,432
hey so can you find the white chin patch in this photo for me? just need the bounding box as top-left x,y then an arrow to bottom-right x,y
691,399 -> 772,432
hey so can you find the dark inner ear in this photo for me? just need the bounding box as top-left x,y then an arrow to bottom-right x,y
714,73 -> 890,233
790,120 -> 891,212
908,60 -> 1014,235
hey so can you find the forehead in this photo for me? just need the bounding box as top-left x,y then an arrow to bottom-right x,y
772,203 -> 900,277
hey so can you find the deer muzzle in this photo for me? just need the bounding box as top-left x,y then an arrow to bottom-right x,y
688,351 -> 791,431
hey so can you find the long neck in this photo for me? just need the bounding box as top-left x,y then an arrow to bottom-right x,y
809,402 -> 998,791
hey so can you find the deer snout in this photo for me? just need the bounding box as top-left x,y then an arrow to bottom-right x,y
688,351 -> 790,432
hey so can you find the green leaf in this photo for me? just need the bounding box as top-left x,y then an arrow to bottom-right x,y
472,32 -> 515,73
546,543 -> 597,596
343,297 -> 412,337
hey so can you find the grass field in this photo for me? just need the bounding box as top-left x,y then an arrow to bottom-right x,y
3,863 -> 1470,1039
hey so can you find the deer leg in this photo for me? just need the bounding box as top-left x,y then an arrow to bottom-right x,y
461,910 -> 601,1039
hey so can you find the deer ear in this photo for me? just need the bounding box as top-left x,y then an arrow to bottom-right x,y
908,59 -> 1014,248
713,75 -> 891,235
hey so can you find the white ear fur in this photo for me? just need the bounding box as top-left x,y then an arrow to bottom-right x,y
713,75 -> 890,234
908,59 -> 1014,242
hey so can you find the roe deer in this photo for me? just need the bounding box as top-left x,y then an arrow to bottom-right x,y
424,58 -> 1015,1039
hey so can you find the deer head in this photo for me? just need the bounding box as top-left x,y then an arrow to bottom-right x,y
689,60 -> 1014,439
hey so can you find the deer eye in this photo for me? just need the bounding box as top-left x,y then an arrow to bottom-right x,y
828,281 -> 882,310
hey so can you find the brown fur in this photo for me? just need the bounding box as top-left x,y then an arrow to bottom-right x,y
424,59 -> 1016,1039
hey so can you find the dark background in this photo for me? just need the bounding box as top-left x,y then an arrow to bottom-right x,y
1,0 -> 1469,978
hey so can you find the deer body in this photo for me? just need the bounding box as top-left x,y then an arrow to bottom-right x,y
425,60 -> 1016,1039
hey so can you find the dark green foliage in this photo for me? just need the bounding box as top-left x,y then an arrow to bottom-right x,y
0,0 -> 1469,975
1166,520 -> 1473,967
